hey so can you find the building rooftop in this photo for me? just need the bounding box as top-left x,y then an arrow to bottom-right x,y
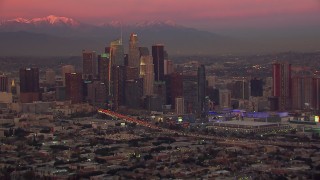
214,120 -> 278,127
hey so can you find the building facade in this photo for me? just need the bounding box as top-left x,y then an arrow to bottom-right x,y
128,33 -> 140,69
82,50 -> 97,81
152,44 -> 165,82
272,62 -> 292,111
19,68 -> 40,103
65,73 -> 83,104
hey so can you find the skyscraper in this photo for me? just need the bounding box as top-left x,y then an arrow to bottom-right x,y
65,73 -> 83,104
231,79 -> 249,100
152,44 -> 165,82
126,67 -> 139,80
164,59 -> 174,75
183,75 -> 199,114
61,65 -> 75,86
112,66 -> 126,110
82,50 -> 97,81
45,69 -> 56,86
140,55 -> 154,96
198,65 -> 206,112
125,78 -> 143,109
164,73 -> 183,107
250,78 -> 263,97
175,97 -> 184,115
292,76 -> 313,110
312,77 -> 320,112
0,74 -> 8,92
98,53 -> 111,95
219,89 -> 231,108
128,33 -> 140,68
110,39 -> 124,66
19,68 -> 40,103
273,62 -> 292,110
87,81 -> 107,108
153,81 -> 166,106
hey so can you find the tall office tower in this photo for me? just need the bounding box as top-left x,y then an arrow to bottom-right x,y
87,81 -> 107,108
112,66 -> 125,110
19,68 -> 40,103
11,79 -> 17,95
152,44 -> 165,81
206,87 -> 219,107
164,73 -> 183,107
110,39 -> 124,66
61,65 -> 75,86
183,75 -> 199,114
82,50 -> 97,81
164,59 -> 174,75
140,55 -> 154,96
250,78 -> 263,97
219,89 -> 231,108
273,62 -> 292,110
198,65 -> 206,112
313,77 -> 320,112
231,79 -> 249,100
126,67 -> 139,80
292,76 -> 313,110
45,69 -> 56,86
124,54 -> 129,66
0,74 -> 8,92
125,78 -> 144,109
128,33 -> 140,68
153,81 -> 166,107
65,73 -> 83,104
175,97 -> 184,115
98,53 -> 111,95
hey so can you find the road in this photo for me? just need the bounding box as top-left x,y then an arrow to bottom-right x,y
98,109 -> 317,148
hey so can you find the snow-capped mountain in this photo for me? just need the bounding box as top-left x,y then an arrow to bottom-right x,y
134,20 -> 178,28
99,20 -> 179,29
0,15 -> 240,56
1,15 -> 80,27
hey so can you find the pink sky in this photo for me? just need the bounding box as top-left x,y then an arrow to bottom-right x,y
1,0 -> 319,30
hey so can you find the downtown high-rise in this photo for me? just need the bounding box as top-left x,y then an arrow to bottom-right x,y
152,44 -> 165,82
272,62 -> 292,111
19,68 -> 40,103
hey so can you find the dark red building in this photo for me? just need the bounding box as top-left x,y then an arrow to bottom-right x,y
165,73 -> 183,107
272,62 -> 291,111
19,68 -> 40,103
65,73 -> 83,104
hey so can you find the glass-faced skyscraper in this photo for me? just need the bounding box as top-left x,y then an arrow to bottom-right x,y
198,65 -> 206,112
65,73 -> 83,104
98,53 -> 111,96
110,39 -> 124,66
19,68 -> 40,103
273,62 -> 292,110
128,33 -> 140,69
152,44 -> 165,82
82,50 -> 97,81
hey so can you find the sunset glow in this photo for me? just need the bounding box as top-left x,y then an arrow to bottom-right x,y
1,0 -> 319,30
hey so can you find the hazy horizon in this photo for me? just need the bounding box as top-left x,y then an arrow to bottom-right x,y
0,0 -> 320,56
1,0 -> 319,32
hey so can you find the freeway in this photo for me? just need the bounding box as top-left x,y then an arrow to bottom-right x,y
98,109 -> 317,148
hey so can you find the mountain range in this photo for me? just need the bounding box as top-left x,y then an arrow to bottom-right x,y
0,15 -> 319,56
